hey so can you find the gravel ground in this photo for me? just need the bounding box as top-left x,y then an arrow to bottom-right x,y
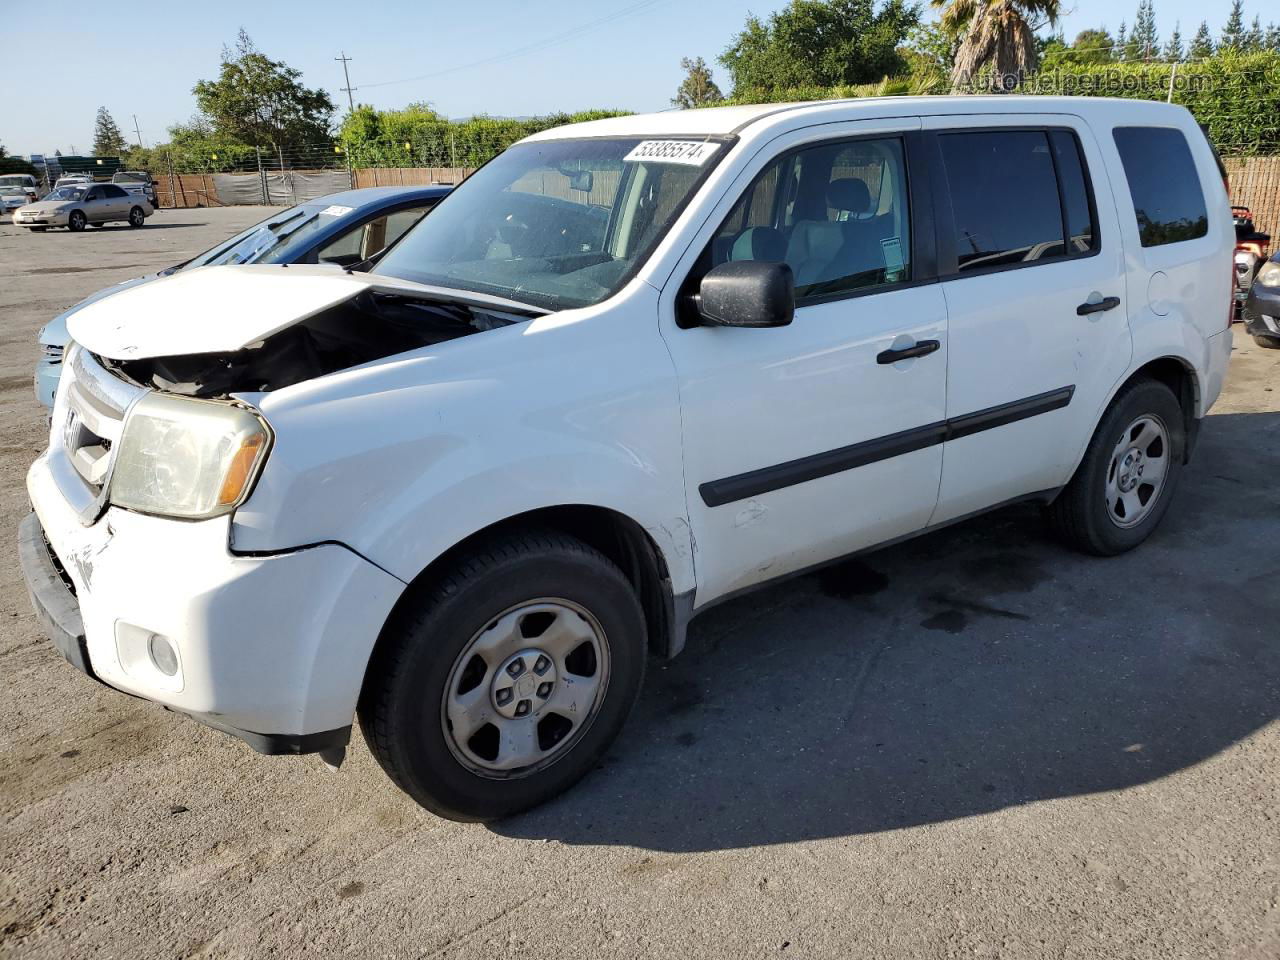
1,208 -> 1278,959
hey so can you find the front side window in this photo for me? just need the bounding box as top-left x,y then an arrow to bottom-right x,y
940,131 -> 1069,270
705,137 -> 912,300
374,137 -> 726,310
1113,126 -> 1208,247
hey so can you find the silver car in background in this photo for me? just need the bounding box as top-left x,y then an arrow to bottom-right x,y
14,183 -> 153,231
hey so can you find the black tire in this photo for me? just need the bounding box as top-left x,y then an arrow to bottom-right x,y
359,529 -> 646,821
1254,335 -> 1280,349
1047,378 -> 1185,556
128,206 -> 145,228
67,210 -> 86,232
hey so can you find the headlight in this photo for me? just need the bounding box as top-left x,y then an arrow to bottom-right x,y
1257,262 -> 1280,288
110,393 -> 271,519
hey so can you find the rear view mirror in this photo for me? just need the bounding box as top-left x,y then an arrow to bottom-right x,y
559,163 -> 593,193
697,260 -> 795,328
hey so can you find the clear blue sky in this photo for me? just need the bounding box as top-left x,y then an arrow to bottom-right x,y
0,0 -> 1264,156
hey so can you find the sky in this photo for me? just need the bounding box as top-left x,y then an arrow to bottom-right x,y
0,0 -> 1267,156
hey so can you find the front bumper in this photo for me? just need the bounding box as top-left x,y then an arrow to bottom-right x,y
1245,284 -> 1280,340
15,211 -> 68,226
21,454 -> 405,754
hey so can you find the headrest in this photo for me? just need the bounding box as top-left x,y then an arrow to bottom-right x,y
730,226 -> 786,262
827,178 -> 871,214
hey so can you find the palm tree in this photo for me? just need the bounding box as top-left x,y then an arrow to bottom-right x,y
934,0 -> 1062,91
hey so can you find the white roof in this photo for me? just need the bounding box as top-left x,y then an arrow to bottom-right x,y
522,96 -> 1191,143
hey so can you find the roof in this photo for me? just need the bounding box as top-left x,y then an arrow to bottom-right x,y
522,96 -> 1191,143
310,184 -> 453,208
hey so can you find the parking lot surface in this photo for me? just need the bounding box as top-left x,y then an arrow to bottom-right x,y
1,208 -> 1278,959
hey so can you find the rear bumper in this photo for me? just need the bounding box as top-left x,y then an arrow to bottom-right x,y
21,452 -> 406,754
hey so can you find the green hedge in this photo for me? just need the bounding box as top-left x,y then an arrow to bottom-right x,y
714,52 -> 1280,156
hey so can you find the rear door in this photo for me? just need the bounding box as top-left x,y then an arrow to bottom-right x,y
924,115 -> 1131,524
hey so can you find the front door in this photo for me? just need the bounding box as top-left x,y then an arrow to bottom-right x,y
923,116 -> 1132,524
661,121 -> 950,604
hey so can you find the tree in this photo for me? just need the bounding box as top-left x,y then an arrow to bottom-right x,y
192,29 -> 334,150
902,20 -> 962,76
1114,21 -> 1128,60
1189,20 -> 1214,58
1164,22 -> 1184,61
1244,15 -> 1264,51
719,0 -> 921,94
935,0 -> 1062,89
1266,23 -> 1280,53
1219,0 -> 1245,52
1071,27 -> 1114,64
91,106 -> 128,156
672,57 -> 723,108
1131,0 -> 1158,60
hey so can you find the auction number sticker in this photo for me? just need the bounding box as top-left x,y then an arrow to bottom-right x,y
623,140 -> 718,166
319,204 -> 354,217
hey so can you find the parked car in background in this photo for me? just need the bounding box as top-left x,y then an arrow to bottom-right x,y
34,185 -> 451,406
53,174 -> 92,190
1,184 -> 32,215
20,97 -> 1233,821
1243,251 -> 1280,347
14,183 -> 153,232
112,170 -> 158,208
0,173 -> 39,203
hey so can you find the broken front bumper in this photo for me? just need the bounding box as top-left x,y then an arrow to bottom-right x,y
21,453 -> 405,755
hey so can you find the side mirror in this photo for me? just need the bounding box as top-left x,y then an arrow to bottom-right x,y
697,260 -> 795,328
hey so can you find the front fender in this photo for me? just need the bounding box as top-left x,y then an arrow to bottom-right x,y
231,281 -> 695,597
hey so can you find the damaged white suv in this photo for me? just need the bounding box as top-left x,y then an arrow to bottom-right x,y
22,97 -> 1233,820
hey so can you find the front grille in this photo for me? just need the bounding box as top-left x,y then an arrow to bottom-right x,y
48,347 -> 145,520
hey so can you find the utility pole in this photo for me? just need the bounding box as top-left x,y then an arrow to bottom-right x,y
335,52 -> 356,112
131,115 -> 143,148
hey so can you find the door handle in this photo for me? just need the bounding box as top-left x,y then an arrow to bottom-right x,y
877,339 -> 940,364
1076,296 -> 1121,316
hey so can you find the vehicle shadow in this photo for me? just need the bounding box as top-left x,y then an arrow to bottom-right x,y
493,410 -> 1280,851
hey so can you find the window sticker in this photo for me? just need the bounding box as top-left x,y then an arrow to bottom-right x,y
881,236 -> 906,281
623,140 -> 718,166
318,204 -> 354,217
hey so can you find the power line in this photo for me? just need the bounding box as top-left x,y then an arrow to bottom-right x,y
336,52 -> 357,112
360,0 -> 673,90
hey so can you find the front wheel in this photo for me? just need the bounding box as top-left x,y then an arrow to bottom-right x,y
359,530 -> 646,821
1047,378 -> 1185,556
67,210 -> 86,232
128,206 -> 145,227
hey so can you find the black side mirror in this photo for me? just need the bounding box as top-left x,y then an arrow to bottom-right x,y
696,260 -> 794,328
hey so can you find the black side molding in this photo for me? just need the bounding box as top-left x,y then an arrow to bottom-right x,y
699,385 -> 1075,507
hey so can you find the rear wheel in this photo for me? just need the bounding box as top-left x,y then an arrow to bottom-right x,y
359,530 -> 646,821
128,206 -> 145,228
1048,378 -> 1184,556
67,210 -> 86,232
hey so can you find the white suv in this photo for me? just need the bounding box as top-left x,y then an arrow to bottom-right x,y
21,97 -> 1233,820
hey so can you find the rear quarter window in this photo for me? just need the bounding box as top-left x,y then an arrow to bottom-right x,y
1112,126 -> 1208,247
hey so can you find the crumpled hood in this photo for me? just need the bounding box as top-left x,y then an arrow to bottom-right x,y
67,263 -> 545,361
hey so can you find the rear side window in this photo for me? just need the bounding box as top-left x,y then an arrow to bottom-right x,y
938,129 -> 1100,272
940,131 -> 1067,270
1113,127 -> 1208,247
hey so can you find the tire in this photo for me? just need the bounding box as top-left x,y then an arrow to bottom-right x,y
1047,378 -> 1185,556
1254,335 -> 1280,349
128,206 -> 145,228
359,529 -> 646,821
67,210 -> 86,232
